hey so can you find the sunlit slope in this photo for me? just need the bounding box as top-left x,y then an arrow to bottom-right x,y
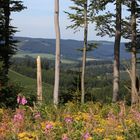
9,70 -> 53,103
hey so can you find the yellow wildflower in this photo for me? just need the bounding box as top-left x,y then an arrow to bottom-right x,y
0,108 -> 3,114
100,119 -> 107,126
94,127 -> 105,134
103,138 -> 111,140
74,115 -> 81,121
54,121 -> 63,128
125,119 -> 135,127
81,113 -> 90,121
74,112 -> 90,121
18,132 -> 27,138
94,115 -> 101,121
41,122 -> 46,130
116,136 -> 125,140
87,137 -> 92,140
115,125 -> 124,133
18,131 -> 36,140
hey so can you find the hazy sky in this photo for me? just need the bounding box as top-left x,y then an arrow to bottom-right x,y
11,0 -> 125,41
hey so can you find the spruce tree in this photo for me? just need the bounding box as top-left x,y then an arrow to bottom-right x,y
0,0 -> 25,85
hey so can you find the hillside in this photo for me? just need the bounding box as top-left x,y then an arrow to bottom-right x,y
9,70 -> 53,103
15,37 -> 131,60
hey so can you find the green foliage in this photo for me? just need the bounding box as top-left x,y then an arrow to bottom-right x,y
59,71 -> 81,103
90,0 -> 127,38
65,0 -> 92,32
0,83 -> 21,108
10,56 -> 134,105
123,0 -> 140,53
0,61 -> 8,85
91,86 -> 113,103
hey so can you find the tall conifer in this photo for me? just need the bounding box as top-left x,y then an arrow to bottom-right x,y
0,0 -> 25,85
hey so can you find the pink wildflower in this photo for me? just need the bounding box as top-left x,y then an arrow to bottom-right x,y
64,116 -> 73,123
17,96 -> 27,105
21,96 -> 27,105
83,132 -> 91,140
14,113 -> 23,122
45,122 -> 53,134
46,122 -> 53,130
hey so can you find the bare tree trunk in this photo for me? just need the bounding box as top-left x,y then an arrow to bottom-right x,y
131,0 -> 137,104
81,0 -> 88,104
53,0 -> 60,107
112,0 -> 121,102
37,56 -> 42,103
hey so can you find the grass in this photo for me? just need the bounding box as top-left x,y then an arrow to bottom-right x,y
14,52 -> 55,59
8,70 -> 53,103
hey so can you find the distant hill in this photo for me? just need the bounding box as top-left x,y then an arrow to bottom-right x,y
15,37 -> 131,60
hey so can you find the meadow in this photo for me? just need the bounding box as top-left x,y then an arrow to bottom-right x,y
0,101 -> 140,140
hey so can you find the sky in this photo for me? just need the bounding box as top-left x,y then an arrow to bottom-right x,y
11,0 -> 126,41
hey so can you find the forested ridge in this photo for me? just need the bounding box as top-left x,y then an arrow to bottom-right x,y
14,37 -> 131,60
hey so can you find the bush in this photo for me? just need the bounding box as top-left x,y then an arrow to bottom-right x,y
0,84 -> 22,108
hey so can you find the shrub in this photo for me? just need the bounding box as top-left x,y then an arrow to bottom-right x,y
0,84 -> 22,108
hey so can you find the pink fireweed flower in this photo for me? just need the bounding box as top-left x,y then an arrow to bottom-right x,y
83,132 -> 91,140
45,122 -> 53,134
46,122 -> 53,130
13,109 -> 25,129
17,96 -> 27,105
21,96 -> 27,105
14,113 -> 23,122
64,116 -> 73,123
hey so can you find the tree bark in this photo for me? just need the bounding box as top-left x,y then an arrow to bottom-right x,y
53,0 -> 60,106
37,56 -> 42,103
131,0 -> 137,104
81,0 -> 88,104
112,0 -> 122,102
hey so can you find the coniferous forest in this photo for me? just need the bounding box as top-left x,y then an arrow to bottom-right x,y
0,0 -> 140,139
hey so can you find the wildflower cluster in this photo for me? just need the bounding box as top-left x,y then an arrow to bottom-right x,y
0,101 -> 140,139
17,95 -> 27,105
